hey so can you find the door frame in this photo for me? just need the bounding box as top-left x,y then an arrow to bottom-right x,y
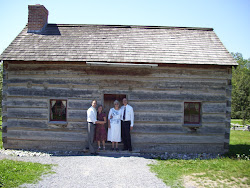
103,94 -> 127,114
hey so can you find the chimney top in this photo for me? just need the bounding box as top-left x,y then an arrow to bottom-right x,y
28,5 -> 49,33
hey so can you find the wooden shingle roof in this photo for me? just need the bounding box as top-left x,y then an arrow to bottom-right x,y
0,24 -> 237,65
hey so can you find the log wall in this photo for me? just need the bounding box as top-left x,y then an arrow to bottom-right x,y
2,61 -> 232,153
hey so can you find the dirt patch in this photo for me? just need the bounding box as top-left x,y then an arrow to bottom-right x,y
183,173 -> 205,188
183,173 -> 249,188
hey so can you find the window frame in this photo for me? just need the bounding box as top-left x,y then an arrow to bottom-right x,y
49,99 -> 67,122
184,102 -> 201,125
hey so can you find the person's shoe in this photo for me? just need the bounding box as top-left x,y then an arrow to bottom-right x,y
111,148 -> 115,151
116,148 -> 119,152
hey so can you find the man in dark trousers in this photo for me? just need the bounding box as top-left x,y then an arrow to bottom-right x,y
120,98 -> 134,151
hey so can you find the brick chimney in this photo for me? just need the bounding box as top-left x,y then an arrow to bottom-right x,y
28,4 -> 48,33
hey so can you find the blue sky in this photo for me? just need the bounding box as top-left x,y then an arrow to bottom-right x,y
0,0 -> 249,59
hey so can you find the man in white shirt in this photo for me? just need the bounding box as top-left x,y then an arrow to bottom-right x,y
87,100 -> 100,155
120,98 -> 134,151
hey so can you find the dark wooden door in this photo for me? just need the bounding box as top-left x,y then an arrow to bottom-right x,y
103,94 -> 126,115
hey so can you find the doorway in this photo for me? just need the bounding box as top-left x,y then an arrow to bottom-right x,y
103,94 -> 126,114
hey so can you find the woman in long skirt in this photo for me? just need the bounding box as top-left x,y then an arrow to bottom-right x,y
95,105 -> 107,150
107,100 -> 122,151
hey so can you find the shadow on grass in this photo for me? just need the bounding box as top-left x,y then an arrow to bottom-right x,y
224,144 -> 250,158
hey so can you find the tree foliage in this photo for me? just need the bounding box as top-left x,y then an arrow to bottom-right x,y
231,53 -> 250,123
0,62 -> 2,116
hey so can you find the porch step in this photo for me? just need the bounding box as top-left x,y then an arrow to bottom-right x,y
98,149 -> 140,157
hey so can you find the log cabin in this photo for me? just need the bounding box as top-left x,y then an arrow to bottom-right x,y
0,5 -> 237,154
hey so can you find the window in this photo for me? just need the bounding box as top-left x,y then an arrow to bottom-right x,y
50,99 -> 67,121
184,102 -> 201,124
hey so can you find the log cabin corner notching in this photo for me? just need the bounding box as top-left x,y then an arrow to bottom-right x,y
0,5 -> 237,154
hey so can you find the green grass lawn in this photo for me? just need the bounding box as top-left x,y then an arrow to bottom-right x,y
227,130 -> 250,157
231,119 -> 250,125
0,131 -> 2,149
150,130 -> 250,188
0,159 -> 53,187
0,125 -> 54,187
